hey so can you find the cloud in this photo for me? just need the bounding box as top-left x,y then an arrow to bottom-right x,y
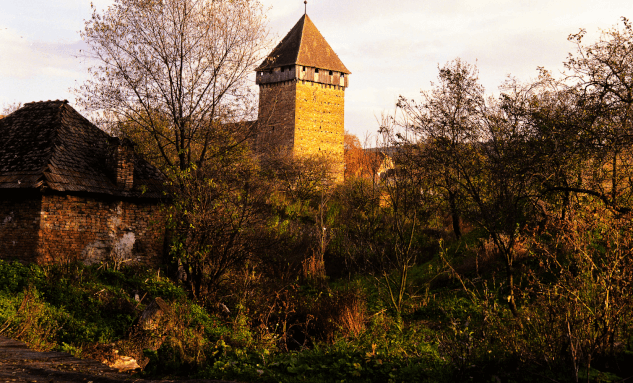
1,0 -> 630,138
295,0 -> 632,135
0,28 -> 86,80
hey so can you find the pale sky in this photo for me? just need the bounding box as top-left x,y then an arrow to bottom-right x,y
0,0 -> 631,138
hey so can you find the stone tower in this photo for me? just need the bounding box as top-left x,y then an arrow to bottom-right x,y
255,14 -> 350,179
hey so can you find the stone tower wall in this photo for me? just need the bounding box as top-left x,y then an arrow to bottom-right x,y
257,79 -> 345,180
294,81 -> 345,179
257,80 -> 297,153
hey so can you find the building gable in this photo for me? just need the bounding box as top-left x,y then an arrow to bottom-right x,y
0,100 -> 167,198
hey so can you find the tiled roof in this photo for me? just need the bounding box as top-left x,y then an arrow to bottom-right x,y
364,146 -> 400,158
256,14 -> 350,74
0,100 -> 168,199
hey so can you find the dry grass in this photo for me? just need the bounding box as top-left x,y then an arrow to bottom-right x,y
337,292 -> 366,338
302,253 -> 326,284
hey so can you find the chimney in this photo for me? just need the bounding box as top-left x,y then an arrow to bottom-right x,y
115,138 -> 135,190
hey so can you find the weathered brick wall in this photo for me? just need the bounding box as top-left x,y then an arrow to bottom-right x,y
38,194 -> 165,265
37,193 -> 166,265
257,80 -> 297,153
0,191 -> 42,262
295,81 -> 345,180
115,146 -> 134,190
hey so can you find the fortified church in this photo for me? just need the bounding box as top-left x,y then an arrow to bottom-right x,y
255,11 -> 350,179
0,10 -> 349,264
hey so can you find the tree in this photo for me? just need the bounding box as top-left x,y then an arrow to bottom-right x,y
395,59 -> 486,239
344,133 -> 364,179
558,17 -> 633,213
392,60 -> 547,318
168,151 -> 270,299
77,0 -> 270,176
505,18 -> 633,219
77,0 -> 272,297
1,102 -> 22,116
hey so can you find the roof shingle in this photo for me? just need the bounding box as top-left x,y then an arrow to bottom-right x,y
0,100 -> 167,198
257,14 -> 350,74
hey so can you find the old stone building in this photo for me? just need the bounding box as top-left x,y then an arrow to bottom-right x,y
0,14 -> 349,265
255,13 -> 350,180
0,100 -> 169,265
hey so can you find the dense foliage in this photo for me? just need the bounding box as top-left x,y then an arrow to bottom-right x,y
4,12 -> 633,383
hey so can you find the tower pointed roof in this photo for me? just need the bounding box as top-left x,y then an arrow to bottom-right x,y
257,14 -> 350,74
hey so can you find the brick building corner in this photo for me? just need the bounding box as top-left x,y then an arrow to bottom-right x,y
0,100 -> 170,265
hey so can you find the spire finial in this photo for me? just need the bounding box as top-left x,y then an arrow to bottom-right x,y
304,0 -> 307,14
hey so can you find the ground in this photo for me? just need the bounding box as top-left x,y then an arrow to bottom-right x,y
0,336 -> 236,383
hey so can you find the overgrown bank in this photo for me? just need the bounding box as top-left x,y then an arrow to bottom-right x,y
0,259 -> 446,382
2,202 -> 633,383
3,9 -> 633,383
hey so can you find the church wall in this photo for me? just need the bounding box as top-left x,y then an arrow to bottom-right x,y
257,81 -> 297,154
36,193 -> 165,265
294,81 -> 345,179
0,191 -> 42,262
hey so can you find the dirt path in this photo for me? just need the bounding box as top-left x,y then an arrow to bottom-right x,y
0,336 -> 236,383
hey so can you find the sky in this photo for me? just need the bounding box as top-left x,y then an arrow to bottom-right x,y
0,0 -> 631,138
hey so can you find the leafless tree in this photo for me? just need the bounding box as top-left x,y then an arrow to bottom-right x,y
556,17 -> 633,213
395,59 -> 486,239
1,102 -> 22,116
77,0 -> 270,175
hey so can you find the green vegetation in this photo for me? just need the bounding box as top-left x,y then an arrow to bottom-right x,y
2,199 -> 633,383
4,5 -> 633,383
0,259 -> 447,381
0,261 -> 186,350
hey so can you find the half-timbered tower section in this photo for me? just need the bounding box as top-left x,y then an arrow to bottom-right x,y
255,14 -> 350,180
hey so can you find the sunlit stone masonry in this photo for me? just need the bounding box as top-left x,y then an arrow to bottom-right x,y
255,13 -> 351,181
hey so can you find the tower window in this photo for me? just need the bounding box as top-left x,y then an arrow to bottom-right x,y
341,73 -> 345,78
315,68 -> 319,74
329,71 -> 333,75
281,67 -> 284,72
302,66 -> 306,72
